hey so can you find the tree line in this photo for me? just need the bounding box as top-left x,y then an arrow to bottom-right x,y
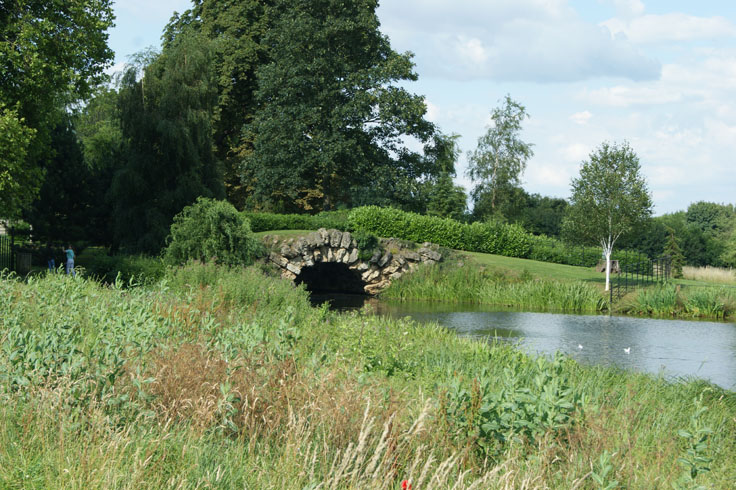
1,0 -> 733,270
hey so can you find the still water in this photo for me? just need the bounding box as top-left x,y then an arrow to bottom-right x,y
313,294 -> 736,390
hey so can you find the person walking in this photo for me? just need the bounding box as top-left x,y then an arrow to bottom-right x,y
64,244 -> 75,276
44,243 -> 55,272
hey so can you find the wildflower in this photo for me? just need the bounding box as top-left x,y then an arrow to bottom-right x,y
401,480 -> 412,490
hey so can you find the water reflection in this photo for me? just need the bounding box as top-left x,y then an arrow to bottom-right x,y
316,295 -> 736,391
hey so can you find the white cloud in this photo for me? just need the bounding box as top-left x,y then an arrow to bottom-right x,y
603,0 -> 645,19
602,14 -> 736,43
570,110 -> 593,125
562,143 -> 590,162
378,0 -> 660,82
582,85 -> 684,107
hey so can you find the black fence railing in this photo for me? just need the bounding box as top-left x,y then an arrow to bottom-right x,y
610,255 -> 671,302
0,234 -> 14,272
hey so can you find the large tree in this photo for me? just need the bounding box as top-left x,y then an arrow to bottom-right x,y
0,0 -> 114,217
163,0 -> 276,208
240,0 -> 434,212
467,95 -> 534,218
562,142 -> 653,291
110,33 -> 224,253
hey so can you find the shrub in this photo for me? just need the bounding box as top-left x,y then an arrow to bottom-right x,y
78,249 -> 165,285
164,198 -> 262,267
242,210 -> 350,232
348,206 -> 532,257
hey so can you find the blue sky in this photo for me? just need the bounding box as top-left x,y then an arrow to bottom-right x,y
107,0 -> 736,215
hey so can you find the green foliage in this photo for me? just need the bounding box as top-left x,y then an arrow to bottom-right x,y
427,173 -> 467,221
349,206 -> 532,257
673,393 -> 714,489
77,248 -> 165,285
468,95 -> 534,216
443,354 -> 584,459
0,0 -> 114,217
111,32 -> 224,254
0,106 -> 37,218
352,230 -> 380,261
591,451 -> 620,489
24,117 -> 111,244
164,198 -> 261,267
243,210 -> 349,232
240,0 -> 434,212
665,229 -> 685,278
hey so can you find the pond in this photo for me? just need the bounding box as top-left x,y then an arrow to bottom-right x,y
312,294 -> 736,390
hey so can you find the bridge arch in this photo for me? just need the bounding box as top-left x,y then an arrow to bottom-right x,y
266,229 -> 441,295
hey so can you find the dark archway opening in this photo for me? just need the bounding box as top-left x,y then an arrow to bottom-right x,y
295,262 -> 367,295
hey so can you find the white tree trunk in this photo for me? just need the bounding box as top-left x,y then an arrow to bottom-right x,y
602,238 -> 614,292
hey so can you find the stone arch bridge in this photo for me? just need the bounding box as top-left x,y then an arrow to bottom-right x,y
265,229 -> 442,295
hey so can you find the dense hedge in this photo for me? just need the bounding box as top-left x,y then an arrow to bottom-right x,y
347,206 -> 532,258
244,205 -> 650,269
243,210 -> 349,233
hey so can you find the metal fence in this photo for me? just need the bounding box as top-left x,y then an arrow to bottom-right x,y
610,255 -> 671,302
0,234 -> 14,272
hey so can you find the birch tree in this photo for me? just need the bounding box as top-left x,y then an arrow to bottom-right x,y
467,95 -> 534,217
562,142 -> 652,291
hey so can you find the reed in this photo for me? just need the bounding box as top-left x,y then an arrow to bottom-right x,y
382,263 -> 606,312
683,265 -> 736,285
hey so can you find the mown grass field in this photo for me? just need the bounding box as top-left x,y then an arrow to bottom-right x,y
1,265 -> 735,488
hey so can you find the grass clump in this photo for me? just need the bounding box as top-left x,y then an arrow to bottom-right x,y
621,284 -> 736,319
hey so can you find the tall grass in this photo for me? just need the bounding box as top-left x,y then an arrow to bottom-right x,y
1,266 -> 736,487
683,265 -> 736,284
623,284 -> 736,319
382,263 -> 606,313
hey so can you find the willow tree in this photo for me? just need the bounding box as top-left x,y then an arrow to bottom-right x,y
562,142 -> 652,291
110,33 -> 224,253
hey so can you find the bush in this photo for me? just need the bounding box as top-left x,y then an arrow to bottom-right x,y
164,198 -> 262,267
77,249 -> 165,285
243,210 -> 350,232
348,206 -> 531,257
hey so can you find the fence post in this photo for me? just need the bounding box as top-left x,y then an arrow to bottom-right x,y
10,226 -> 15,272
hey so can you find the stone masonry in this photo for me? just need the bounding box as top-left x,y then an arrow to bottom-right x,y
265,229 -> 442,295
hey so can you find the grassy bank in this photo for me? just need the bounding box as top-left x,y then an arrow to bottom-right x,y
1,265 -> 735,488
381,261 -> 607,313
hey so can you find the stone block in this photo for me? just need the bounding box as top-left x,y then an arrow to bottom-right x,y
340,231 -> 352,249
377,252 -> 392,268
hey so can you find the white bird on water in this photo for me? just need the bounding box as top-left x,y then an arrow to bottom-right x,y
624,347 -> 631,354
578,344 -> 583,350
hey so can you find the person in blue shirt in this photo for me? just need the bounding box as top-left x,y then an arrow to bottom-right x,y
64,245 -> 75,276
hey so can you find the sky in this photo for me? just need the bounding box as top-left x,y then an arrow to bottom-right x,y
107,0 -> 736,215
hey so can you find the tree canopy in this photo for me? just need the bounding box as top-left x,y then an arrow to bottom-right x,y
562,141 -> 652,290
110,33 -> 224,253
467,95 -> 534,218
240,0 -> 434,212
0,0 -> 114,218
